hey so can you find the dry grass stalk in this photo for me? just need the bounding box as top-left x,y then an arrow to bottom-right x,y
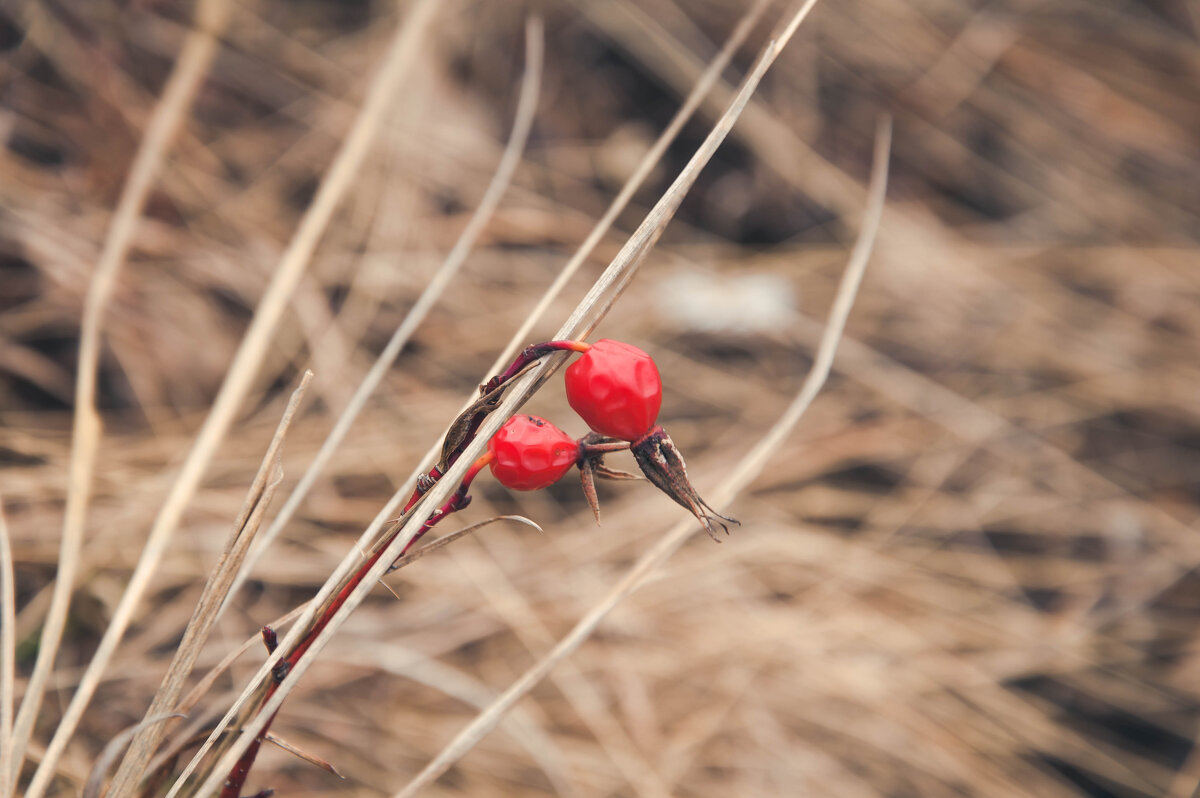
482,0 -> 775,378
105,371 -> 311,797
20,0 -> 439,794
179,1 -> 826,794
0,500 -> 15,793
11,0 -> 236,792
225,15 -> 546,618
333,641 -> 577,796
385,514 -> 544,572
81,714 -> 182,798
448,535 -> 673,798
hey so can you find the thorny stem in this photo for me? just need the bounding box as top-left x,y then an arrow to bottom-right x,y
223,341 -> 617,795
220,455 -> 492,797
401,466 -> 443,515
388,455 -> 490,572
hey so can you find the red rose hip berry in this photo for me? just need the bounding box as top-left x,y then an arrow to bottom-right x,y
487,414 -> 580,491
565,339 -> 662,442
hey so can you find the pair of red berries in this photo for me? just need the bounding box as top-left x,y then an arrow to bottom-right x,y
477,339 -> 735,538
485,339 -> 657,485
400,339 -> 734,557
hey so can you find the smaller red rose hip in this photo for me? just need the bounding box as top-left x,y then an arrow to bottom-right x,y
565,339 -> 662,442
486,414 -> 580,491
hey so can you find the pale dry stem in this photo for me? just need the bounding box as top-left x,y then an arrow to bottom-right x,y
392,114 -> 891,798
222,15 -> 546,619
452,535 -> 673,798
22,0 -> 440,793
385,514 -> 544,573
336,642 -> 578,797
105,372 -> 312,798
13,0 -> 235,793
482,0 -> 774,378
0,500 -> 15,794
81,714 -> 183,798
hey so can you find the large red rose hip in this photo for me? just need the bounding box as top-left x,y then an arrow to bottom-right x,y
487,414 -> 579,491
564,339 -> 663,442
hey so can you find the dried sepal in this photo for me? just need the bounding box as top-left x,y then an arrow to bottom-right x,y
576,432 -> 635,524
630,426 -> 738,541
439,366 -> 532,471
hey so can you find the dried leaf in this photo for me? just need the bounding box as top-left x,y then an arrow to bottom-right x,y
265,732 -> 344,779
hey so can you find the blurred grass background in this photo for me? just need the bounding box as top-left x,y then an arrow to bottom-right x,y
2,0 -> 1199,795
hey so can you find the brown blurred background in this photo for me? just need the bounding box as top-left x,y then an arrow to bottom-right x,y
2,0 -> 1199,796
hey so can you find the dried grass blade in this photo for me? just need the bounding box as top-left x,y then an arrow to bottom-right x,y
186,4 -> 828,795
263,733 -> 344,779
81,714 -> 184,798
0,499 -> 16,793
453,536 -> 672,798
137,606 -> 312,787
157,2 -> 456,793
387,113 -> 892,798
220,15 -> 545,616
13,1 -> 234,794
106,372 -> 312,798
173,604 -> 311,722
385,515 -> 543,572
554,0 -> 823,344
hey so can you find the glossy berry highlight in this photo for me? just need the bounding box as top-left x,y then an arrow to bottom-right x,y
565,339 -> 662,441
486,414 -> 580,491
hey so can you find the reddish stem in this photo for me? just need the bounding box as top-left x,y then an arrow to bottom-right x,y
221,340 -> 589,795
401,466 -> 443,515
481,339 -> 589,394
219,454 -> 492,797
388,454 -> 490,572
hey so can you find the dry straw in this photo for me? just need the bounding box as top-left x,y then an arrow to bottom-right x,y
20,0 -> 439,793
14,0 -> 236,793
105,373 -> 312,796
0,500 -> 16,794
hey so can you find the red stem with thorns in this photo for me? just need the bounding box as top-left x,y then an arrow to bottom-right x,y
219,459 -> 489,797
